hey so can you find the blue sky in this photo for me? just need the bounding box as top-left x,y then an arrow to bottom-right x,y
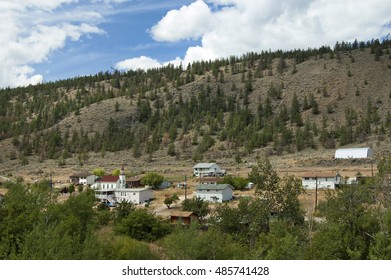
1,0 -> 391,88
34,0 -> 197,82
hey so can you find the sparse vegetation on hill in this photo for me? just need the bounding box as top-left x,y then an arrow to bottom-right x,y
1,38 -> 391,171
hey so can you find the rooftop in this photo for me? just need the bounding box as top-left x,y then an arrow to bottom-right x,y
96,175 -> 119,183
193,163 -> 218,169
170,211 -> 196,218
196,184 -> 233,191
302,173 -> 340,178
70,172 -> 90,178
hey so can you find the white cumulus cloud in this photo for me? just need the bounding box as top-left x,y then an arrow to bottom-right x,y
115,55 -> 185,72
115,56 -> 163,71
118,0 -> 391,72
0,0 -> 121,88
149,0 -> 213,42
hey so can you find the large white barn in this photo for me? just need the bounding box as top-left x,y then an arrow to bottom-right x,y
335,148 -> 373,159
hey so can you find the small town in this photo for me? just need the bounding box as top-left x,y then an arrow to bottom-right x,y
1,3 -> 391,278
60,147 -> 374,214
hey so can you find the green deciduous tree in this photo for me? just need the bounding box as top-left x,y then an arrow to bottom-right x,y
114,200 -> 135,222
307,186 -> 378,259
93,168 -> 105,177
0,184 -> 103,260
211,197 -> 270,248
112,169 -> 121,176
222,175 -> 249,190
164,193 -> 179,209
162,225 -> 246,260
141,172 -> 164,189
374,156 -> 391,207
369,208 -> 391,259
182,197 -> 210,220
255,220 -> 306,260
103,236 -> 158,260
0,182 -> 50,258
248,158 -> 304,224
114,209 -> 171,242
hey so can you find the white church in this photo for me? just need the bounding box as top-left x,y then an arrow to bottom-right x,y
91,166 -> 153,206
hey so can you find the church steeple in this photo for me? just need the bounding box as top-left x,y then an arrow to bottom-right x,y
119,164 -> 126,188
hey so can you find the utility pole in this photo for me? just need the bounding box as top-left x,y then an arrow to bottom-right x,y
50,170 -> 53,205
46,170 -> 53,227
315,176 -> 318,213
184,175 -> 187,200
371,159 -> 374,178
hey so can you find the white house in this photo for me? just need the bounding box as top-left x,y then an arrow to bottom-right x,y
196,184 -> 233,203
335,148 -> 373,159
85,175 -> 98,186
193,163 -> 224,177
158,180 -> 172,189
69,173 -> 89,185
301,173 -> 342,190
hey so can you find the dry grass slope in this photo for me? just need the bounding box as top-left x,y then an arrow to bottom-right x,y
0,47 -> 390,183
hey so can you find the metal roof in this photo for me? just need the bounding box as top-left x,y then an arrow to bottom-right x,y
335,148 -> 373,159
170,211 -> 196,218
96,175 -> 119,183
302,173 -> 341,178
193,163 -> 218,169
196,184 -> 233,191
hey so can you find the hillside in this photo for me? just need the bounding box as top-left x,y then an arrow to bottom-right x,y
0,39 -> 390,182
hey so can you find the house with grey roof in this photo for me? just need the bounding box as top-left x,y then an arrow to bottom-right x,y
193,162 -> 224,177
195,184 -> 233,203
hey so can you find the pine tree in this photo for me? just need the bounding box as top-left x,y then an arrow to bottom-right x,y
290,93 -> 303,126
167,143 -> 176,156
